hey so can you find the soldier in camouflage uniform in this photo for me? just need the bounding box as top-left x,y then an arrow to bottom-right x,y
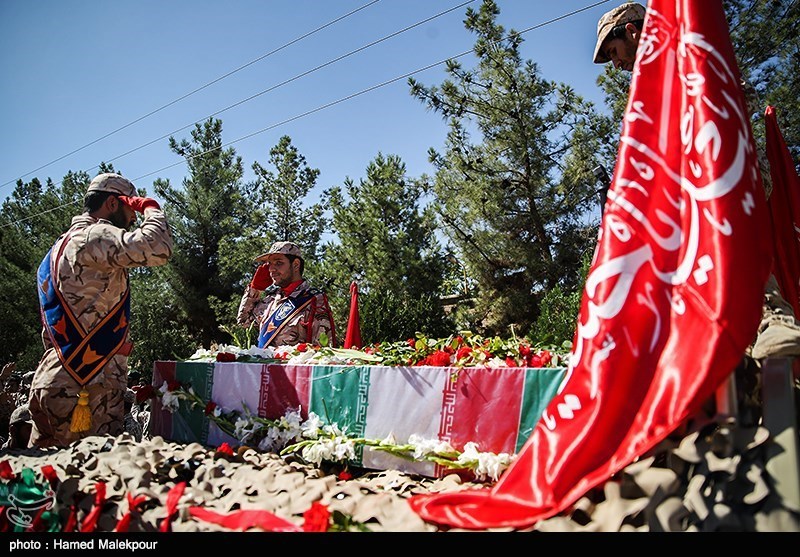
593,2 -> 800,361
237,241 -> 337,348
28,173 -> 173,448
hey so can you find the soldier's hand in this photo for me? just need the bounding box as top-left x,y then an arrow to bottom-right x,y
118,195 -> 160,213
250,263 -> 272,291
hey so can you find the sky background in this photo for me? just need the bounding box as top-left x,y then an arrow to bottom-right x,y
0,0 -> 621,215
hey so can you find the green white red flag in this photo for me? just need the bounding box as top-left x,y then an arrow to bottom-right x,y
409,0 -> 771,529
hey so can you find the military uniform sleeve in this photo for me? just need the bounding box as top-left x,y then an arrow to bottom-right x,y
237,286 -> 267,328
92,207 -> 173,268
309,291 -> 337,347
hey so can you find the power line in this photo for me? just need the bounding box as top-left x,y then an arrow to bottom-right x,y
4,0 -> 477,196
1,0 -> 612,229
0,0 -> 382,191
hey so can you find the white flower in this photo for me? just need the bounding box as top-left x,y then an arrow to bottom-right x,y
408,434 -> 455,459
187,348 -> 215,361
301,436 -> 355,464
456,442 -> 513,481
301,412 -> 324,439
158,382 -> 181,413
485,357 -> 507,369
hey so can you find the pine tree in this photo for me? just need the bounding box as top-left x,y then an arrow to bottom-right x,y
408,0 -> 613,335
250,135 -> 328,277
321,153 -> 453,343
154,118 -> 252,350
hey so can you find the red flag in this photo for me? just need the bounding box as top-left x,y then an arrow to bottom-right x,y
765,105 -> 800,317
409,0 -> 771,529
344,281 -> 362,349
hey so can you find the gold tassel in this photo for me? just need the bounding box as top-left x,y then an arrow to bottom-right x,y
69,388 -> 92,433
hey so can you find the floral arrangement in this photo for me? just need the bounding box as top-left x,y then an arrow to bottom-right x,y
135,380 -> 515,483
188,330 -> 571,371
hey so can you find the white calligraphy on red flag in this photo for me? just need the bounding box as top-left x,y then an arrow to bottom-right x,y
409,0 -> 771,529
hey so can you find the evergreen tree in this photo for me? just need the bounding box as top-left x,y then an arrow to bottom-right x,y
250,135 -> 328,279
321,153 -> 452,343
408,0 -> 612,335
154,118 -> 253,350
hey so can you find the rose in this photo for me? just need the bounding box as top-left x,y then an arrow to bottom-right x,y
132,384 -> 155,404
216,352 -> 237,362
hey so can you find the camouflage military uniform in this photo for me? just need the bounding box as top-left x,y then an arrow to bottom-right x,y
237,280 -> 336,348
29,176 -> 172,448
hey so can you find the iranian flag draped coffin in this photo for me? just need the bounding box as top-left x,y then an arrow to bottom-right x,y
150,361 -> 565,477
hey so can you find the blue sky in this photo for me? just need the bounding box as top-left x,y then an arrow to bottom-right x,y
0,0 -> 618,210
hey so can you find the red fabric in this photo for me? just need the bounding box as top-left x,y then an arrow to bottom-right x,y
114,493 -> 148,532
188,506 -> 301,532
765,105 -> 800,317
344,281 -> 362,349
79,482 -> 107,532
159,481 -> 186,532
409,0 -> 771,529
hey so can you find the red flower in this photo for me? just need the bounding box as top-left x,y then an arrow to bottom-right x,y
302,501 -> 331,532
407,338 -> 416,348
528,354 -> 543,368
204,401 -> 217,416
505,356 -> 518,368
0,460 -> 15,480
167,380 -> 181,392
337,469 -> 353,481
539,350 -> 553,366
216,442 -> 234,456
297,343 -> 308,352
132,384 -> 155,404
456,346 -> 472,361
216,352 -> 236,362
518,343 -> 532,357
455,335 -> 464,346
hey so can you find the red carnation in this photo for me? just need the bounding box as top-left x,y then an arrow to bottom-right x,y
216,442 -> 234,456
528,354 -> 543,368
407,338 -> 416,348
167,380 -> 181,392
204,401 -> 217,416
132,384 -> 156,404
539,350 -> 553,366
297,343 -> 308,352
519,343 -> 531,357
505,357 -> 518,368
456,346 -> 472,361
302,501 -> 331,532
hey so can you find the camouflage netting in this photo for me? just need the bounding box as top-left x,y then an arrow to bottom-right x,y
1,357 -> 798,532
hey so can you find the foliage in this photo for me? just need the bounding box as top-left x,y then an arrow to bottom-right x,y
153,118 -> 251,349
320,153 -> 450,342
249,135 -> 328,269
530,248 -> 592,346
128,266 -> 198,384
408,0 -> 612,336
724,0 -> 800,168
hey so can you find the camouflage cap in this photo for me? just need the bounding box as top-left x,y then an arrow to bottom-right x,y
254,241 -> 303,263
9,404 -> 31,425
86,173 -> 137,197
593,2 -> 646,64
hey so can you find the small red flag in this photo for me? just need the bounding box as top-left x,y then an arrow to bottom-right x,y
765,105 -> 800,317
344,281 -> 362,349
410,0 -> 771,529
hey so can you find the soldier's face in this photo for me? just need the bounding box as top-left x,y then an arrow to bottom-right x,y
267,255 -> 299,288
109,201 -> 136,231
